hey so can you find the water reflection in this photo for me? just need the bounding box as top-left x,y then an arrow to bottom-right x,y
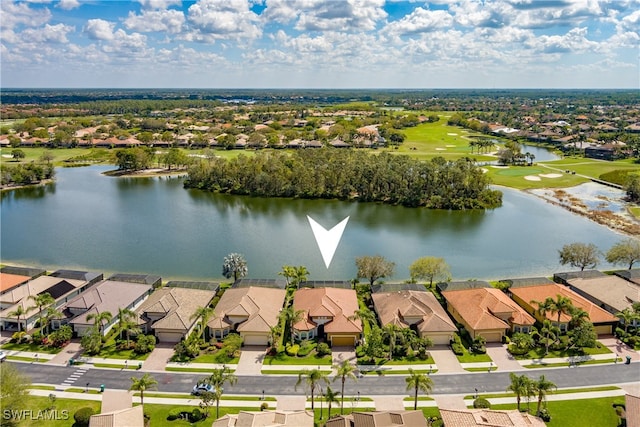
1,183 -> 56,202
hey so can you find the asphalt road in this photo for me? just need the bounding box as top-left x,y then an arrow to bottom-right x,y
11,361 -> 640,396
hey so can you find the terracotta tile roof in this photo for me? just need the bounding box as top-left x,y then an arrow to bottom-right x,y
372,290 -> 457,334
568,275 -> 640,313
443,288 -> 535,330
510,283 -> 619,324
439,408 -> 546,426
626,394 -> 640,427
136,287 -> 215,332
293,288 -> 362,334
0,273 -> 30,293
207,287 -> 286,333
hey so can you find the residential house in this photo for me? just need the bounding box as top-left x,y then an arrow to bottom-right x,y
0,273 -> 31,297
372,290 -> 457,345
135,285 -> 216,343
55,280 -> 152,337
508,282 -> 619,335
207,286 -> 286,346
565,274 -> 640,320
325,410 -> 428,427
614,269 -> 640,286
439,408 -> 546,427
213,410 -> 313,427
89,390 -> 144,427
625,394 -> 640,427
0,275 -> 94,331
293,287 -> 362,347
442,287 -> 535,342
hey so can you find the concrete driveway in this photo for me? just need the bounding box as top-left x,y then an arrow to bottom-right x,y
235,346 -> 267,375
332,346 -> 357,366
485,343 -> 522,371
429,345 -> 463,373
142,343 -> 175,371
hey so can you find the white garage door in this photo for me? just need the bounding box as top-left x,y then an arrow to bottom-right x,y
243,334 -> 268,346
426,334 -> 451,346
157,331 -> 184,343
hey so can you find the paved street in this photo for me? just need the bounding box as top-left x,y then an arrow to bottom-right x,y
15,360 -> 640,397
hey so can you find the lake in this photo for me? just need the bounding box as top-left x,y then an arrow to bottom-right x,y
0,164 -> 623,282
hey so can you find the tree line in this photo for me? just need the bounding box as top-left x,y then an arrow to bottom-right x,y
185,149 -> 502,209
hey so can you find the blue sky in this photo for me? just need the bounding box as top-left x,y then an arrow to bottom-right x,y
1,0 -> 639,88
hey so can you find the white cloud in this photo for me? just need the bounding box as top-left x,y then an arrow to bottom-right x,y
186,0 -> 262,42
137,0 -> 182,10
124,9 -> 185,33
384,8 -> 454,37
293,0 -> 387,32
21,23 -> 74,43
527,27 -> 600,54
84,19 -> 116,40
56,0 -> 81,10
1,2 -> 51,29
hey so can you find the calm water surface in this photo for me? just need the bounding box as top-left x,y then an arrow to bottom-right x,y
0,165 -> 622,281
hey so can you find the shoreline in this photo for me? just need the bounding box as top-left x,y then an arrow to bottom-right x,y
102,167 -> 188,178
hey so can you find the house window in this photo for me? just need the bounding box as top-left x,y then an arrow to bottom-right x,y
559,323 -> 567,333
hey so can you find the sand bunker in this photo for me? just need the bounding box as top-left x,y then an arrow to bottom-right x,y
446,145 -> 456,148
491,165 -> 509,169
447,133 -> 458,136
540,173 -> 562,178
1,155 -> 13,158
435,148 -> 446,151
524,175 -> 542,181
481,168 -> 489,173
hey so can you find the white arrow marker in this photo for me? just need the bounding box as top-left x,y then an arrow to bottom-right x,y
307,216 -> 350,269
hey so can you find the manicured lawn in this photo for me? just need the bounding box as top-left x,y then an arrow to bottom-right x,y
0,147 -> 110,167
513,342 -> 612,360
191,351 -> 239,364
0,342 -> 62,354
144,404 -> 260,426
92,336 -> 149,360
359,355 -> 435,366
539,157 -> 640,180
490,396 -> 623,427
525,358 -> 617,368
456,350 -> 492,364
396,121 -> 495,162
166,367 -> 235,373
93,363 -> 141,370
11,395 -> 101,427
262,353 -> 332,365
484,165 -> 587,189
629,206 -> 640,219
464,385 -> 621,399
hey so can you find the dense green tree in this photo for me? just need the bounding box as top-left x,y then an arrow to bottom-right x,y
278,265 -> 309,289
222,253 -> 248,282
10,149 -> 25,160
322,386 -> 340,419
86,310 -> 113,335
162,148 -> 188,170
606,238 -> 640,269
625,174 -> 640,203
405,369 -> 433,410
115,307 -> 140,347
356,255 -> 395,288
558,242 -> 600,271
280,306 -> 305,346
409,256 -> 451,287
114,147 -> 153,171
0,364 -> 31,426
28,292 -> 55,331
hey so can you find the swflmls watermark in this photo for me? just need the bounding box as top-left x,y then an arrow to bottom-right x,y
3,410 -> 69,421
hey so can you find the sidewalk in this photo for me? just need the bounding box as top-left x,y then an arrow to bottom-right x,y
518,352 -> 619,366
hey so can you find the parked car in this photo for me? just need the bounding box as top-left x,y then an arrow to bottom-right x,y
0,351 -> 6,362
191,383 -> 214,396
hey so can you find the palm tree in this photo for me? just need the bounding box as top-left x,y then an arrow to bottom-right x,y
203,367 -> 237,418
280,306 -> 305,346
333,360 -> 358,414
569,307 -> 590,329
616,308 -> 637,333
534,295 -> 573,331
115,307 -> 140,347
42,306 -> 63,335
129,373 -> 157,406
534,375 -> 556,415
348,307 -> 377,329
539,319 -> 560,355
8,305 -> 33,332
268,325 -> 281,348
382,323 -> 404,360
190,306 -> 215,342
405,368 -> 433,410
506,372 -> 530,412
86,310 -> 113,335
295,368 -> 329,410
323,386 -> 340,419
28,293 -> 55,331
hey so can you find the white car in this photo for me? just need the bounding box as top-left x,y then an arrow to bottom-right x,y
0,351 -> 6,362
191,383 -> 214,396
